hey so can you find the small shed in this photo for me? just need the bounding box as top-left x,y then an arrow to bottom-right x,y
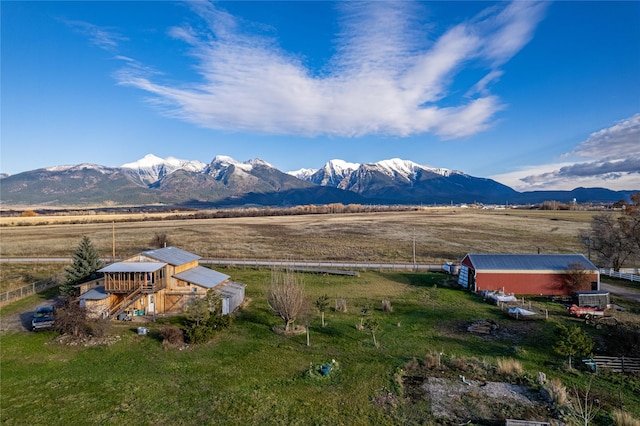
78,286 -> 113,318
458,253 -> 599,296
573,291 -> 610,309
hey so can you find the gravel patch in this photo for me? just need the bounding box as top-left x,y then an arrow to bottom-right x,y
426,376 -> 541,420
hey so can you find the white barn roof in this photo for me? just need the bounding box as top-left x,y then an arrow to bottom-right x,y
143,247 -> 201,266
173,266 -> 230,288
464,254 -> 597,272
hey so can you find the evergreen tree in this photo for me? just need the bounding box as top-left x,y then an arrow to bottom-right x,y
61,236 -> 103,295
553,323 -> 594,369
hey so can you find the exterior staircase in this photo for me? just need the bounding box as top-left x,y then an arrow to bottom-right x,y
109,286 -> 144,318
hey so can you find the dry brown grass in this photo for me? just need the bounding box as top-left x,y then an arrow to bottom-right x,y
545,378 -> 569,408
0,209 -> 594,262
613,409 -> 640,426
496,357 -> 523,375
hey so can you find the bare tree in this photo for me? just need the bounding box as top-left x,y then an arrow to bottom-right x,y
563,262 -> 592,293
151,231 -> 171,249
582,213 -> 635,270
300,299 -> 314,346
54,298 -> 88,337
266,269 -> 306,332
565,379 -> 599,426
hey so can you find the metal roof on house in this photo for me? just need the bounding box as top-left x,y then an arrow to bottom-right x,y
464,254 -> 597,272
79,286 -> 109,300
143,247 -> 201,266
99,262 -> 166,273
216,281 -> 246,298
173,266 -> 230,288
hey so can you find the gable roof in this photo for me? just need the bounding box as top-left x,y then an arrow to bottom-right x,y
143,247 -> 201,266
173,266 -> 230,288
99,262 -> 166,273
463,254 -> 597,272
79,286 -> 109,300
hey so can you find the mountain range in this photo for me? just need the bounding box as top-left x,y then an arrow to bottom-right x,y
0,154 -> 635,207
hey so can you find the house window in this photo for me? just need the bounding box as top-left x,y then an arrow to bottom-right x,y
192,287 -> 197,293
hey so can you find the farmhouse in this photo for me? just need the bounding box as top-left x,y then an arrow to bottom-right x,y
78,246 -> 245,319
457,254 -> 599,296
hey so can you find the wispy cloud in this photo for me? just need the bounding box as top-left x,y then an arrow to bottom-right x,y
64,20 -> 127,52
491,114 -> 640,191
114,0 -> 547,138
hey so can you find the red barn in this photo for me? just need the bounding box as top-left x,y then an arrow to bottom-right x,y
458,254 -> 599,295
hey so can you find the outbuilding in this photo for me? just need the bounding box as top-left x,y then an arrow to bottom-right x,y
458,253 -> 599,296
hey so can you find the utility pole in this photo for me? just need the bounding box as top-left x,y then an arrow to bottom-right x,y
412,229 -> 416,269
585,237 -> 591,261
112,221 -> 116,261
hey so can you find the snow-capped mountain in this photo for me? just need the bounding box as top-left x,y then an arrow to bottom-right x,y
121,154 -> 206,186
305,159 -> 361,187
45,163 -> 115,174
292,158 -> 455,189
0,153 -> 634,207
287,168 -> 318,181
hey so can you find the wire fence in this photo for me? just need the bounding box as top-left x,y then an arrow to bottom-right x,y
0,276 -> 62,306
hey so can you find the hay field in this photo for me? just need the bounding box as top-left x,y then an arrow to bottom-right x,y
0,209 -> 594,263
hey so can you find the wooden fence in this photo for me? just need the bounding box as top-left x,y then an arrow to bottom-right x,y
505,420 -> 550,426
600,269 -> 640,282
584,356 -> 640,373
0,276 -> 61,306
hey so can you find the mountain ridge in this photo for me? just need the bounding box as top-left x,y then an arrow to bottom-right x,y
0,154 -> 635,207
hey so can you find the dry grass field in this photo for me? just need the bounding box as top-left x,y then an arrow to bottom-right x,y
0,208 -> 594,263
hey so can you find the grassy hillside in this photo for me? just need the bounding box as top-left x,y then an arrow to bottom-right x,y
2,269 -> 639,425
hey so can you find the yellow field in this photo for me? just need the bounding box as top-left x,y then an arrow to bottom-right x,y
0,208 -> 595,263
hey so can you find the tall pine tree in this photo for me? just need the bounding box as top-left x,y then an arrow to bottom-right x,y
61,236 -> 103,296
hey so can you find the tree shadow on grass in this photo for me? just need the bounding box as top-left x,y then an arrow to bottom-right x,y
389,272 -> 452,288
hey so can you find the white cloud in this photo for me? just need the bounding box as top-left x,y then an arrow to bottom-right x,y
64,20 -> 127,52
491,114 -> 640,191
114,0 -> 547,138
570,113 -> 640,159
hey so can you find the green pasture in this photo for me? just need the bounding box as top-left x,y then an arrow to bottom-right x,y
1,270 -> 639,425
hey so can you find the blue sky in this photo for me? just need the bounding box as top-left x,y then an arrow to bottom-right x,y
2,1 -> 639,191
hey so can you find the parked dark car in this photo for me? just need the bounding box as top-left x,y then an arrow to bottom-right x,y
31,306 -> 55,331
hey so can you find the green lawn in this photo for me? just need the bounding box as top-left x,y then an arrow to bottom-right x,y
1,270 -> 639,425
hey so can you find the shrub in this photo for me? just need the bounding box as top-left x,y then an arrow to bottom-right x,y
184,324 -> 212,344
423,351 -> 441,369
207,313 -> 231,329
159,326 -> 184,347
335,298 -> 347,313
86,318 -> 111,338
404,358 -> 421,375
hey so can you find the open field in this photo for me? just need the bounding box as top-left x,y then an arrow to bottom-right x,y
1,269 -> 639,425
0,209 -> 595,263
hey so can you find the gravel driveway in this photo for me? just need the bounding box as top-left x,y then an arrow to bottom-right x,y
600,281 -> 640,303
